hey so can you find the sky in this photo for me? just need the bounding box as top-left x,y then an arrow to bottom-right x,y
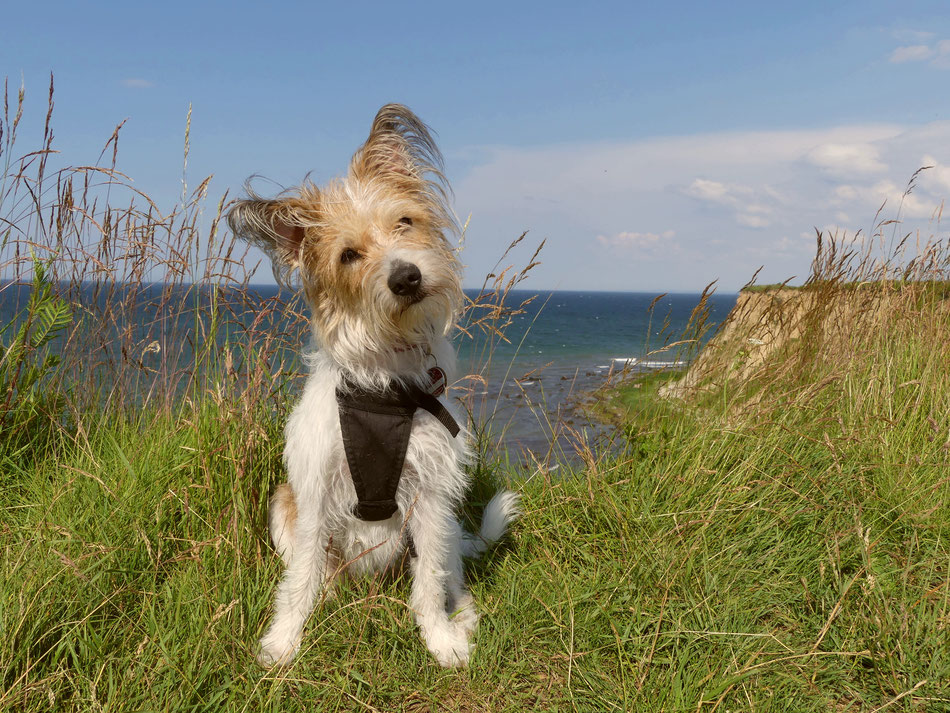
4,0 -> 950,292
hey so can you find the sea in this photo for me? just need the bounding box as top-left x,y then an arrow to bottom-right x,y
454,289 -> 737,461
0,282 -> 738,461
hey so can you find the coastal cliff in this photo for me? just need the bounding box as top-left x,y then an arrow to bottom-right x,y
659,283 -> 932,400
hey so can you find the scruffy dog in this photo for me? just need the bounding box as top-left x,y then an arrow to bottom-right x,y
227,105 -> 520,668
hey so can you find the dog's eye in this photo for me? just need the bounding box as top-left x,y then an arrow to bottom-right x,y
340,248 -> 362,264
398,217 -> 413,228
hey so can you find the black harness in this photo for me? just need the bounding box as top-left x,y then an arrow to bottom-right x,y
336,377 -> 460,522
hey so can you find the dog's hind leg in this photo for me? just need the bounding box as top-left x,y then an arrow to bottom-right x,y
269,484 -> 297,566
257,499 -> 329,667
408,495 -> 474,668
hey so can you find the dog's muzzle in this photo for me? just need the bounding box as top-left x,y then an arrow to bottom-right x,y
388,261 -> 423,301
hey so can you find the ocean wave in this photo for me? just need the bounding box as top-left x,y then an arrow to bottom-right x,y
608,357 -> 687,369
638,359 -> 687,369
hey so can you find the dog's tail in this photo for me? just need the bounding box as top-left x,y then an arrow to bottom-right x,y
460,490 -> 521,558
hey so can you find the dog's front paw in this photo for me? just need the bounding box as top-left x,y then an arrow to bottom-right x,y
257,632 -> 299,668
425,625 -> 473,668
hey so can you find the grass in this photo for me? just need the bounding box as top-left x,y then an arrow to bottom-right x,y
4,79 -> 950,711
742,279 -> 950,297
582,370 -> 682,426
6,337 -> 950,710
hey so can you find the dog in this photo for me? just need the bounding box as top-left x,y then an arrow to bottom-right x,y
227,104 -> 520,668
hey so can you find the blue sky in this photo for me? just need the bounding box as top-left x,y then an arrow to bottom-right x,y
4,0 -> 950,291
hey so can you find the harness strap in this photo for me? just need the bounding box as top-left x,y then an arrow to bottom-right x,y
336,377 -> 460,525
409,388 -> 461,437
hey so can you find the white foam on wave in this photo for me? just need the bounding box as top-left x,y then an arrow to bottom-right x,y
608,357 -> 687,369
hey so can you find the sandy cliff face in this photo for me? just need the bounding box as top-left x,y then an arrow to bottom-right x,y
659,286 -> 897,400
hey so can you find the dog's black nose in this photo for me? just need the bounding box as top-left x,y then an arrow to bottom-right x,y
388,261 -> 422,298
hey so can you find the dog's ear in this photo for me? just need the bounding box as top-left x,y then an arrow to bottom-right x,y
228,191 -> 316,280
349,104 -> 457,235
350,104 -> 444,186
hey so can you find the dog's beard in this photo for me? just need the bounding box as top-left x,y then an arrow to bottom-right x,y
309,243 -> 462,387
313,284 -> 457,382
367,255 -> 461,346
392,290 -> 455,342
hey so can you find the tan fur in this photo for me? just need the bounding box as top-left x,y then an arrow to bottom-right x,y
226,105 -> 461,353
268,483 -> 297,564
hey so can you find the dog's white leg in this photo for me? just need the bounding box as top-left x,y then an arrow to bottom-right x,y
445,519 -> 479,636
408,497 -> 474,667
257,511 -> 328,667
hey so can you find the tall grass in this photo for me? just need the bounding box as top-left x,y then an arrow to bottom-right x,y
3,78 -> 950,712
593,224 -> 950,709
1,80 -> 313,445
0,80 -> 537,711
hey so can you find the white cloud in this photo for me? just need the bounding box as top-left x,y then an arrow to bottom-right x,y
806,142 -> 887,176
121,78 -> 154,89
686,178 -> 776,228
816,224 -> 865,240
897,191 -> 939,220
775,233 -> 817,253
833,178 -> 938,220
454,122 -> 950,291
888,38 -> 950,68
893,29 -> 936,44
686,178 -> 735,204
922,154 -> 950,193
834,185 -> 858,201
890,44 -> 934,63
598,230 -> 676,250
736,213 -> 770,229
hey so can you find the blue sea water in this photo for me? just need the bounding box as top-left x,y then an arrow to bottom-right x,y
455,290 -> 737,457
0,282 -> 737,458
459,289 -> 736,373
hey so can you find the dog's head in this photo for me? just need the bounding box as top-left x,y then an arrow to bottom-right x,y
228,105 -> 463,369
